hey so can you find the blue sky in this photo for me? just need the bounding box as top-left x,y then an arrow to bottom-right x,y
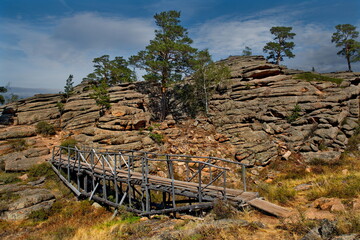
1,0 -> 360,94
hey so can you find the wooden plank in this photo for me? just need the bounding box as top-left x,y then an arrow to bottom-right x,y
141,202 -> 214,216
51,164 -> 82,196
52,157 -> 256,206
248,198 -> 291,218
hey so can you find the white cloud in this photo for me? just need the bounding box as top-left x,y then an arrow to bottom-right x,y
0,13 -> 154,88
192,18 -> 277,57
53,13 -> 154,52
192,9 -> 360,72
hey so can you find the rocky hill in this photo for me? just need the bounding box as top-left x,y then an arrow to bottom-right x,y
0,56 -> 360,239
1,56 -> 359,169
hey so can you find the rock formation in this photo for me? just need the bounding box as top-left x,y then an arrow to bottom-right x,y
0,55 -> 359,168
208,56 -> 359,165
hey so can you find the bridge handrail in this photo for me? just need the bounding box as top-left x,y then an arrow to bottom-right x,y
55,145 -> 248,167
146,158 -> 230,171
52,145 -> 248,191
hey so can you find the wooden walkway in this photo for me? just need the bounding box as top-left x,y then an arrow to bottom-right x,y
50,146 -> 290,217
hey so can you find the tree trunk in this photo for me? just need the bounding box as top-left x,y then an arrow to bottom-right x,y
160,87 -> 167,121
276,50 -> 281,65
160,69 -> 168,121
202,67 -> 208,114
346,45 -> 352,72
346,55 -> 352,72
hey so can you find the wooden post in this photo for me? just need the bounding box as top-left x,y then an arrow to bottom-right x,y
209,165 -> 212,183
144,153 -> 150,213
242,165 -> 247,192
84,174 -> 88,192
51,147 -> 54,163
186,161 -> 189,182
77,149 -> 81,191
198,163 -> 202,203
162,192 -> 167,209
102,155 -> 107,200
223,171 -> 227,200
169,157 -> 176,209
91,150 -> 95,191
58,147 -> 62,171
127,155 -> 132,208
67,146 -> 70,182
114,153 -> 119,204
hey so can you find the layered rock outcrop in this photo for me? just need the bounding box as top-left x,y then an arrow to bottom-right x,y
0,55 -> 359,166
209,56 -> 359,165
0,182 -> 55,220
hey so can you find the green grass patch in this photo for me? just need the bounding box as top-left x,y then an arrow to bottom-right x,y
6,139 -> 28,152
307,174 -> 360,200
287,104 -> 302,123
52,226 -> 76,240
0,191 -> 20,202
28,209 -> 50,222
257,183 -> 296,204
337,211 -> 360,234
346,130 -> 360,153
60,138 -> 77,149
0,172 -> 21,184
294,72 -> 343,85
149,132 -> 164,144
27,162 -> 54,179
0,220 -> 11,233
212,199 -> 236,220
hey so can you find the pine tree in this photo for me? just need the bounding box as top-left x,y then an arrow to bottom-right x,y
84,55 -> 135,85
331,24 -> 360,72
263,26 -> 296,65
242,46 -> 252,56
0,86 -> 7,104
130,10 -> 197,120
64,74 -> 74,99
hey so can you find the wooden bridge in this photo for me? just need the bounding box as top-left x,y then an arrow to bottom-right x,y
50,146 -> 290,217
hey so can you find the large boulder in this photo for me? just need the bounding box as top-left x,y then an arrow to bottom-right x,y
0,184 -> 55,220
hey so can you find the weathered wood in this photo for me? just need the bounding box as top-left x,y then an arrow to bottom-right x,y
52,146 -> 288,216
141,202 -> 214,216
51,164 -> 81,196
248,198 -> 291,218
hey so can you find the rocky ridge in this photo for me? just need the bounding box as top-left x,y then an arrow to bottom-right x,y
209,56 -> 360,165
0,55 -> 359,169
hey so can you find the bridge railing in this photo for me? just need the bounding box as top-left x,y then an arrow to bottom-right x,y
52,145 -> 248,193
78,145 -> 248,190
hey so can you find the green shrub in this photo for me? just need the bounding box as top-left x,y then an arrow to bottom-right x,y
337,211 -> 360,234
28,209 -> 50,222
0,191 -> 20,202
28,162 -> 53,178
294,72 -> 343,85
60,138 -> 77,149
0,172 -> 21,184
52,226 -> 75,240
56,102 -> 65,115
35,121 -> 56,136
212,199 -> 236,220
346,130 -> 360,153
149,132 -> 164,144
7,139 -> 27,152
287,104 -> 301,123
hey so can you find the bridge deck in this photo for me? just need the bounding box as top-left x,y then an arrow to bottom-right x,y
50,146 -> 290,217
